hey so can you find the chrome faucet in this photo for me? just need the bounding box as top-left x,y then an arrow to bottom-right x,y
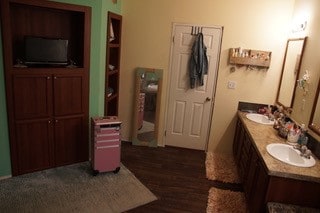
294,145 -> 312,159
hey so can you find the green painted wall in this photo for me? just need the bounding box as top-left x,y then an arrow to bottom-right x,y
0,26 -> 11,177
0,0 -> 121,177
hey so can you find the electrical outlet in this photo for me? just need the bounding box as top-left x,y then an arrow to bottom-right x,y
228,81 -> 236,89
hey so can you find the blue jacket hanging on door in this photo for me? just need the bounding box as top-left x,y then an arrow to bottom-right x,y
189,32 -> 208,89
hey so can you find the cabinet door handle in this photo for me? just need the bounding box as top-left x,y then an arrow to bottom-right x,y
48,120 -> 51,124
55,119 -> 58,123
54,76 -> 57,80
47,76 -> 51,80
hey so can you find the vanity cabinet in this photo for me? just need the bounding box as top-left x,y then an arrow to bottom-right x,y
234,116 -> 320,212
233,119 -> 269,212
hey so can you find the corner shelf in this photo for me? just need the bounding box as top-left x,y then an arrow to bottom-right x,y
105,12 -> 122,116
229,48 -> 272,68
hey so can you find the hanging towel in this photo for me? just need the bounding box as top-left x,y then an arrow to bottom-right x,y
189,33 -> 208,88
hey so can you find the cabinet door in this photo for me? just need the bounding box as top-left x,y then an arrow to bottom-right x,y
251,160 -> 269,212
247,146 -> 269,213
233,119 -> 245,166
53,75 -> 84,116
244,146 -> 258,198
54,116 -> 88,166
15,119 -> 54,174
233,119 -> 241,157
13,75 -> 52,119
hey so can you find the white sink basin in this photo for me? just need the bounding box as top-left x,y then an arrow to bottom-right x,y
266,143 -> 316,167
246,113 -> 274,125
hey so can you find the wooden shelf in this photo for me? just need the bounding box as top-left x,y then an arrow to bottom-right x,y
107,93 -> 118,101
108,70 -> 119,76
109,43 -> 120,48
105,12 -> 122,116
229,48 -> 271,68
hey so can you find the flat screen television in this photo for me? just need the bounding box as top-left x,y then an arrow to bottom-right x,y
24,36 -> 69,66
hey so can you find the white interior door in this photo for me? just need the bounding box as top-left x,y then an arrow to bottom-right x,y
165,24 -> 222,150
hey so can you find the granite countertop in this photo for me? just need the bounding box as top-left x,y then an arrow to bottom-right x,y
267,202 -> 320,213
238,111 -> 320,183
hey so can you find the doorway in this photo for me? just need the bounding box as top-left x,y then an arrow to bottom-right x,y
165,23 -> 223,150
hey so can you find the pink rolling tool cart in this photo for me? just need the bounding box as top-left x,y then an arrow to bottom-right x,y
91,116 -> 122,176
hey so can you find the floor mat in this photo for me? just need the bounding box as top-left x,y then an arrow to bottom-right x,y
205,152 -> 240,183
207,187 -> 247,213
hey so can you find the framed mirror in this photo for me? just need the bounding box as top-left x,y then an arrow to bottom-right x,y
132,68 -> 163,147
309,78 -> 320,136
276,37 -> 307,108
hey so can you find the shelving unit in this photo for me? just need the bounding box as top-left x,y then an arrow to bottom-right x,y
0,0 -> 91,175
229,48 -> 272,68
105,12 -> 122,116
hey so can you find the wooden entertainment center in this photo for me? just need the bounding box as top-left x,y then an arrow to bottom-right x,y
0,0 -> 91,175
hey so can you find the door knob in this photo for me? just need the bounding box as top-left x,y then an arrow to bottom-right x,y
205,97 -> 211,102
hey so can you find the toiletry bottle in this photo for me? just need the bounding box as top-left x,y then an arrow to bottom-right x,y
298,124 -> 308,146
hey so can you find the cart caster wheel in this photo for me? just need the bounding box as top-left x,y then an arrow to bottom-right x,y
93,170 -> 99,176
113,167 -> 120,174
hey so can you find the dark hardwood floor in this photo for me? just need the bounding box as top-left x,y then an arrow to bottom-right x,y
121,142 -> 242,212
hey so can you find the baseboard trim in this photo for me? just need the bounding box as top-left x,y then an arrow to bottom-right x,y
0,175 -> 12,180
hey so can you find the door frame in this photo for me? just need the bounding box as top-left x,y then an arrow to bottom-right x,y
163,22 -> 223,150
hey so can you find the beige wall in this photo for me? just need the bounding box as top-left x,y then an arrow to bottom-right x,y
290,0 -> 320,141
120,0 -> 295,153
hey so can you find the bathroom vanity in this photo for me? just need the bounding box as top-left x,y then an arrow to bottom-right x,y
233,111 -> 320,212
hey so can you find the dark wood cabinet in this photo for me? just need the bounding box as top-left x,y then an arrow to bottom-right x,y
245,145 -> 269,212
0,0 -> 91,175
233,117 -> 320,212
105,12 -> 122,116
15,119 -> 54,173
53,74 -> 85,116
54,116 -> 87,166
12,74 -> 53,119
233,119 -> 269,212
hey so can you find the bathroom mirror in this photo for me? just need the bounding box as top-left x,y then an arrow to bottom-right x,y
132,68 -> 162,147
309,78 -> 320,136
276,37 -> 307,108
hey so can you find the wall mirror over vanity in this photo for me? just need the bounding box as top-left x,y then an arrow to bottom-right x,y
275,36 -> 320,139
132,68 -> 163,147
309,78 -> 320,136
276,37 -> 307,108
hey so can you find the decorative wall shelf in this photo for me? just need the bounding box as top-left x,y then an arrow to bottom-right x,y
229,48 -> 272,68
